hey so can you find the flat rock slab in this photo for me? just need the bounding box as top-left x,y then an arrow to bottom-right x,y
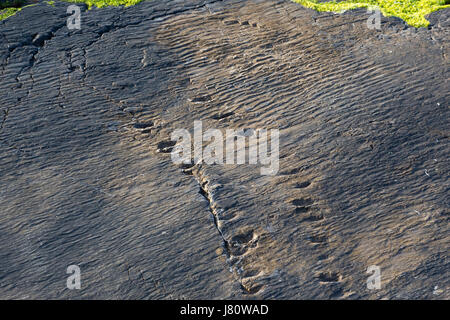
0,0 -> 448,299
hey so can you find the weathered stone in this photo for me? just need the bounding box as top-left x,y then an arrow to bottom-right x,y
0,0 -> 448,299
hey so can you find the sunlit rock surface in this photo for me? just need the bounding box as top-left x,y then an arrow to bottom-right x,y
0,0 -> 448,299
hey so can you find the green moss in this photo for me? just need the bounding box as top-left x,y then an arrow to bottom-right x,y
64,0 -> 144,9
2,0 -> 447,27
0,7 -> 20,21
0,0 -> 142,22
292,0 -> 450,27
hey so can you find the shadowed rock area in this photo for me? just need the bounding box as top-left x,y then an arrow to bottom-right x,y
0,0 -> 448,299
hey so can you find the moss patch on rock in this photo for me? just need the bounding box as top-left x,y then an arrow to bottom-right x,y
65,0 -> 144,9
0,0 -> 143,22
0,7 -> 21,20
292,0 -> 450,27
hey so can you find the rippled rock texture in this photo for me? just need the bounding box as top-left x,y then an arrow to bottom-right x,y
0,0 -> 448,299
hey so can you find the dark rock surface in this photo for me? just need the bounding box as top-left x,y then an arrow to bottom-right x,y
0,0 -> 448,299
